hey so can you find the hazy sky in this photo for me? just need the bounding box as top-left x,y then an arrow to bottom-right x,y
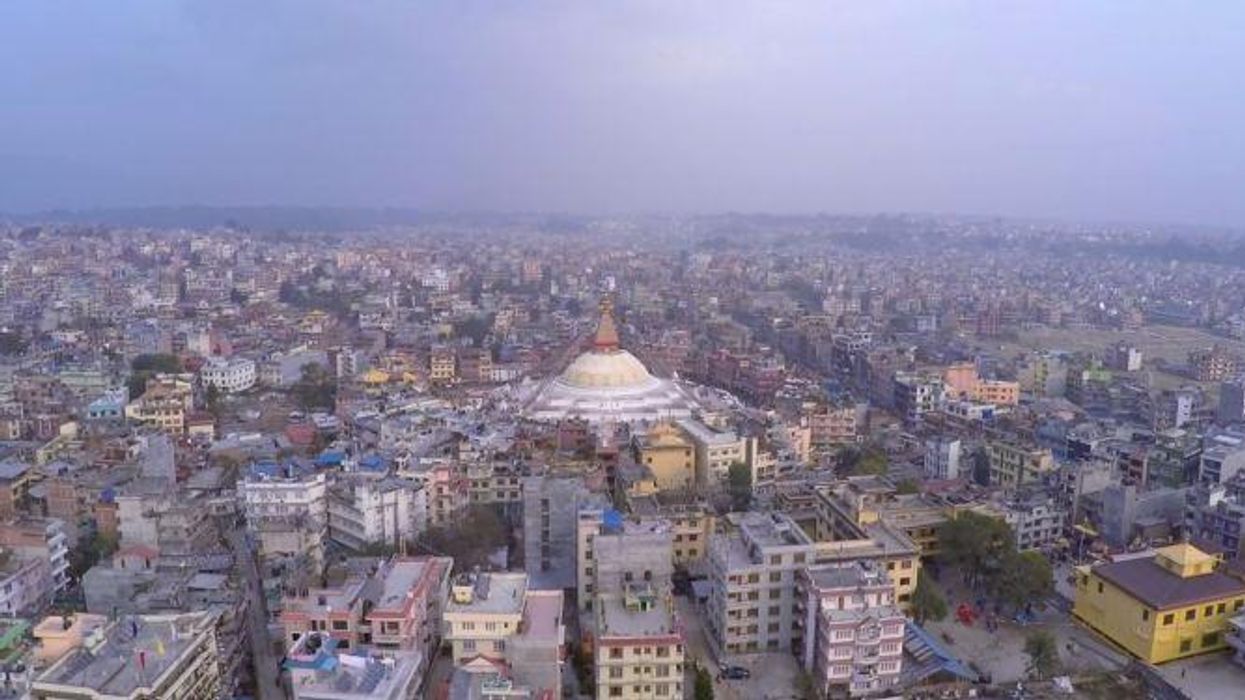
2,1 -> 1243,226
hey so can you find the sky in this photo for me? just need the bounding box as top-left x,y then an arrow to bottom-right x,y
1,1 -> 1243,226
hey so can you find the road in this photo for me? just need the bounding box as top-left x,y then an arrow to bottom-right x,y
231,528 -> 284,699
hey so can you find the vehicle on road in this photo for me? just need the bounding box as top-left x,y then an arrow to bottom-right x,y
720,666 -> 751,680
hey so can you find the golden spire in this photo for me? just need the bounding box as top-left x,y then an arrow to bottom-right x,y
593,297 -> 620,351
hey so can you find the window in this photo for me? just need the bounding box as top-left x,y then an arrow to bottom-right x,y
770,555 -> 782,565
899,577 -> 910,587
1163,613 -> 1174,625
1236,599 -> 1244,611
770,572 -> 782,583
463,640 -> 476,651
1180,639 -> 1192,653
1141,609 -> 1149,621
1186,609 -> 1196,621
609,687 -> 622,697
332,620 -> 349,631
769,590 -> 781,600
609,668 -> 623,679
610,648 -> 623,659
1205,605 -> 1214,617
902,559 -> 913,569
1218,603 -> 1227,614
1203,632 -> 1220,648
794,553 -> 806,564
1097,582 -> 1104,594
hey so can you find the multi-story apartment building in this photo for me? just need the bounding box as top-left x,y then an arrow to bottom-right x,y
444,572 -> 529,662
0,517 -> 70,594
1190,346 -> 1238,383
578,509 -> 673,614
629,496 -> 717,573
32,612 -> 221,700
240,462 -> 329,531
799,562 -> 905,698
281,555 -> 451,672
429,348 -> 457,383
284,632 -> 425,700
327,474 -> 427,552
1074,543 -> 1245,663
198,357 -> 256,394
442,569 -> 566,694
123,375 -> 193,434
523,474 -> 608,591
923,438 -> 961,481
1000,497 -> 1065,551
893,372 -> 942,425
805,405 -> 860,456
677,418 -> 747,487
987,440 -> 1055,487
594,583 -> 684,700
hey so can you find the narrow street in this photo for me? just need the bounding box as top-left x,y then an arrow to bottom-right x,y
231,528 -> 283,699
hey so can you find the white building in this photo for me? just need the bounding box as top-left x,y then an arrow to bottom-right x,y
239,464 -> 329,529
328,475 -> 427,552
200,357 -> 257,394
923,438 -> 962,481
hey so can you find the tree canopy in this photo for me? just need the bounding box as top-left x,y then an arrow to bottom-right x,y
1024,630 -> 1059,679
910,574 -> 949,625
727,461 -> 753,511
291,363 -> 337,411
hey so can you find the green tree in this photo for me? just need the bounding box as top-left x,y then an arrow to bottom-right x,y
937,511 -> 1015,589
1024,630 -> 1059,679
910,574 -> 949,625
205,383 -> 223,419
727,461 -> 753,511
291,363 -> 337,411
994,550 -> 1054,612
895,477 -> 920,494
419,505 -> 509,573
131,353 -> 182,374
857,448 -> 889,475
694,666 -> 714,700
971,446 -> 991,486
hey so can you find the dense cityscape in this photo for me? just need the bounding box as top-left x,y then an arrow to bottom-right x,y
0,214 -> 1238,698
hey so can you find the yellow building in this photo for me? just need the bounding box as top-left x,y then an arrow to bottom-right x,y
987,441 -> 1054,487
429,349 -> 456,383
1073,544 -> 1245,663
972,379 -> 1020,406
443,572 -> 528,663
124,375 -> 193,434
632,423 -> 695,492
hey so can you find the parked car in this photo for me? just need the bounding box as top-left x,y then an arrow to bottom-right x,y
720,666 -> 751,680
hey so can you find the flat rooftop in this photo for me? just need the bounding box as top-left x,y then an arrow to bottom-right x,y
375,559 -> 432,612
36,613 -> 212,696
735,511 -> 813,549
446,572 -> 527,615
520,590 -> 563,642
597,588 -> 677,639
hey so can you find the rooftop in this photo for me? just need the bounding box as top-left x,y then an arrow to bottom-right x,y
446,572 -> 527,616
35,612 -> 214,697
1092,552 -> 1245,610
597,585 -> 679,640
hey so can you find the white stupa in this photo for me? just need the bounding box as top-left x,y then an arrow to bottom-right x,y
522,300 -> 700,425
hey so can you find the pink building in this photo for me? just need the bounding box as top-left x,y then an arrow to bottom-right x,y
800,562 -> 905,697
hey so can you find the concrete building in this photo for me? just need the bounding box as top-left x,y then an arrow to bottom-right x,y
1000,497 -> 1065,551
522,474 -> 607,591
799,562 -> 905,698
677,418 -> 747,487
199,357 -> 256,394
578,509 -> 673,613
1199,444 -> 1245,485
1082,483 -> 1187,549
32,612 -> 221,700
923,438 -> 961,481
893,372 -> 942,426
240,462 -> 329,532
0,517 -> 70,594
987,441 -> 1055,487
631,424 -> 695,492
442,570 -> 565,698
123,375 -> 193,434
328,475 -> 427,552
284,632 -> 425,700
1219,379 -> 1245,425
1073,544 -> 1245,663
593,583 -> 684,700
281,555 -> 452,676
